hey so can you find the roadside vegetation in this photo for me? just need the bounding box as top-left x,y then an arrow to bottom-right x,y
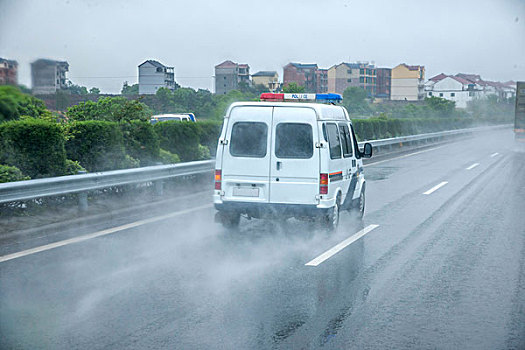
0,85 -> 514,182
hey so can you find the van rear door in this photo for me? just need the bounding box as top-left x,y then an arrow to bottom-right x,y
220,106 -> 272,203
269,107 -> 319,204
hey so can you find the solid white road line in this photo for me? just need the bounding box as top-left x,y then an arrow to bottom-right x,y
490,152 -> 499,157
305,224 -> 380,267
466,163 -> 480,170
423,181 -> 448,195
0,204 -> 213,263
363,145 -> 447,168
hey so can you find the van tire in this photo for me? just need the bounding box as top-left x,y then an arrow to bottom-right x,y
356,189 -> 365,219
323,195 -> 341,232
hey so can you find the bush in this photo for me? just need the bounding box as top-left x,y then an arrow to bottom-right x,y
159,148 -> 181,164
65,159 -> 86,175
197,120 -> 223,156
0,118 -> 67,178
120,120 -> 160,166
0,164 -> 30,183
154,121 -> 201,162
66,120 -> 127,172
197,144 -> 211,160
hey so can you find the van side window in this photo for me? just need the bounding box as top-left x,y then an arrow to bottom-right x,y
350,124 -> 361,159
323,123 -> 342,159
339,123 -> 353,158
275,123 -> 313,159
230,122 -> 268,158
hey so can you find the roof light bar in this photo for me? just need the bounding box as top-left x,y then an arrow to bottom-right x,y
260,92 -> 342,103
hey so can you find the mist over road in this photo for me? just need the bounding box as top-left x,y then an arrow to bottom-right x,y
1,128 -> 524,349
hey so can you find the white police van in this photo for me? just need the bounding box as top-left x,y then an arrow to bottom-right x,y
213,93 -> 372,229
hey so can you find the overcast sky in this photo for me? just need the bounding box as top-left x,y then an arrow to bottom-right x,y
1,0 -> 524,93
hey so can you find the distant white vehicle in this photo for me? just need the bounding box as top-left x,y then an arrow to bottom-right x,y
150,113 -> 196,124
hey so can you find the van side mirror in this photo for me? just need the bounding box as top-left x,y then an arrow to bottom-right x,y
361,143 -> 373,158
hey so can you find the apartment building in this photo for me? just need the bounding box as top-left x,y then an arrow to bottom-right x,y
31,58 -> 69,94
138,60 -> 175,95
252,71 -> 279,91
391,63 -> 425,101
0,58 -> 18,85
327,62 -> 376,96
376,68 -> 391,99
283,63 -> 319,93
214,60 -> 250,95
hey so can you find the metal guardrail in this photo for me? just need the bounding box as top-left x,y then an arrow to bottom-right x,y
0,124 -> 510,208
0,160 -> 215,206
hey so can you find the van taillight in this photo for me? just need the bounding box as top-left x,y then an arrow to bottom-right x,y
215,170 -> 222,190
320,173 -> 328,194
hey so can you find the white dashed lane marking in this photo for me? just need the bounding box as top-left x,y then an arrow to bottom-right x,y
423,181 -> 448,195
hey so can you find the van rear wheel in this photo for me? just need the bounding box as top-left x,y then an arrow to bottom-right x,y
323,196 -> 340,232
356,189 -> 365,219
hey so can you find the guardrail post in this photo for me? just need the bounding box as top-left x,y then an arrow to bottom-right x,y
78,192 -> 88,212
154,180 -> 164,196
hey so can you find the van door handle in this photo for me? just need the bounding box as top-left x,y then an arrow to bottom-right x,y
276,161 -> 282,170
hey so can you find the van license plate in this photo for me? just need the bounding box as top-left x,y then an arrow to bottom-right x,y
233,187 -> 259,197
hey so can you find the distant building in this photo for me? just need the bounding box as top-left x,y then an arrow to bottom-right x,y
283,63 -> 319,93
391,63 -> 425,101
31,58 -> 69,94
424,74 -> 482,108
138,60 -> 175,95
375,68 -> 391,99
327,62 -> 376,96
0,58 -> 18,85
252,71 -> 279,91
425,73 -> 516,107
316,68 -> 328,93
214,60 -> 250,95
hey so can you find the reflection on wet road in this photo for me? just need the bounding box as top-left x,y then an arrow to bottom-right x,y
1,128 -> 524,349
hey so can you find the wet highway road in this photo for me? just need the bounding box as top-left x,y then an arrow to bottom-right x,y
1,128 -> 524,349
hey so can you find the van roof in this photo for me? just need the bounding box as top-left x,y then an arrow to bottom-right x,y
226,102 -> 350,121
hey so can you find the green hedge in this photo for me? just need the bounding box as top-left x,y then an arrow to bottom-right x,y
0,164 -> 30,183
121,121 -> 160,166
197,120 -> 223,157
66,120 -> 129,172
154,121 -> 203,162
0,116 -> 483,182
0,118 -> 67,178
351,117 -> 475,141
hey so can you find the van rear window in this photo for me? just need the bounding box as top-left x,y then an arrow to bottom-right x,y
230,122 -> 267,158
275,123 -> 313,159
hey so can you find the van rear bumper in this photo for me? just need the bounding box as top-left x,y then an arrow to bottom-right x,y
215,202 -> 330,218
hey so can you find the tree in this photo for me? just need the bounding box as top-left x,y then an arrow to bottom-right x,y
66,82 -> 88,95
89,87 -> 100,94
66,96 -> 152,122
342,87 -> 371,115
283,83 -> 305,93
0,85 -> 52,122
121,82 -> 139,95
424,96 -> 456,117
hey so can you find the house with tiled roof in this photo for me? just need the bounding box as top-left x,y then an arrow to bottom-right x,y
138,60 -> 175,95
214,60 -> 250,94
424,74 -> 482,108
252,71 -> 279,92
